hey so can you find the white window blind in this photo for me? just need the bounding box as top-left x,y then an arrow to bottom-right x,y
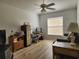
47,16 -> 63,35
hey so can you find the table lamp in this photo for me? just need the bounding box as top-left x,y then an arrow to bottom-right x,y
67,22 -> 79,45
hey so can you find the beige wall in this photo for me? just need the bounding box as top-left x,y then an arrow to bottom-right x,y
0,2 -> 39,44
39,8 -> 77,40
77,0 -> 79,25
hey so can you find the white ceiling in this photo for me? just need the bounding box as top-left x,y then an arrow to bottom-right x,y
0,0 -> 77,14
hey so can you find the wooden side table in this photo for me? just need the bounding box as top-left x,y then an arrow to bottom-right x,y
52,41 -> 79,59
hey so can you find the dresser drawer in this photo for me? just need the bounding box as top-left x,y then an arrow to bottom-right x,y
53,47 -> 79,57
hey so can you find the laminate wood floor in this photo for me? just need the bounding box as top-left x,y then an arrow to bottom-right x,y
13,40 -> 54,59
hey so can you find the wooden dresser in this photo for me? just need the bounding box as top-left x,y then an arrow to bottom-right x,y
9,36 -> 24,52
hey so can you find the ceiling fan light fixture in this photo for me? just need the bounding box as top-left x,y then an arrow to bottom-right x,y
41,8 -> 46,12
39,0 -> 55,12
41,9 -> 47,14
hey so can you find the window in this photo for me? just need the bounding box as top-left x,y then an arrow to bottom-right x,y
47,16 -> 63,35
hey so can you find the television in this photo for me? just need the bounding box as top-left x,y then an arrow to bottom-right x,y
0,30 -> 6,45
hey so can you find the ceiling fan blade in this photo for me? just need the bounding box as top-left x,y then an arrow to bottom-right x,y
47,3 -> 55,7
46,8 -> 55,10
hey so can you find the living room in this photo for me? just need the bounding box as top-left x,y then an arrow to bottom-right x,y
0,0 -> 79,59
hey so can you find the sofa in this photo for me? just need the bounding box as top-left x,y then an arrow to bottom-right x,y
57,32 -> 71,42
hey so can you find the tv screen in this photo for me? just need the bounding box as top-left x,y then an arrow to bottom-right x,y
0,30 -> 6,45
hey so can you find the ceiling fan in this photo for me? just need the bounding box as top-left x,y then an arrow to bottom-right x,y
40,0 -> 55,12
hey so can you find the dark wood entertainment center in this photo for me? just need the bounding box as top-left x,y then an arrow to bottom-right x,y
21,24 -> 32,47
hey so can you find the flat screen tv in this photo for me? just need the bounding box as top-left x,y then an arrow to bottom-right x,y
0,30 -> 6,45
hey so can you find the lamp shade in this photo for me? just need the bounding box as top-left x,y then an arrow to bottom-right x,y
67,23 -> 79,32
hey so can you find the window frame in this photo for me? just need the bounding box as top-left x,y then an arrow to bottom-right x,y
47,16 -> 64,36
